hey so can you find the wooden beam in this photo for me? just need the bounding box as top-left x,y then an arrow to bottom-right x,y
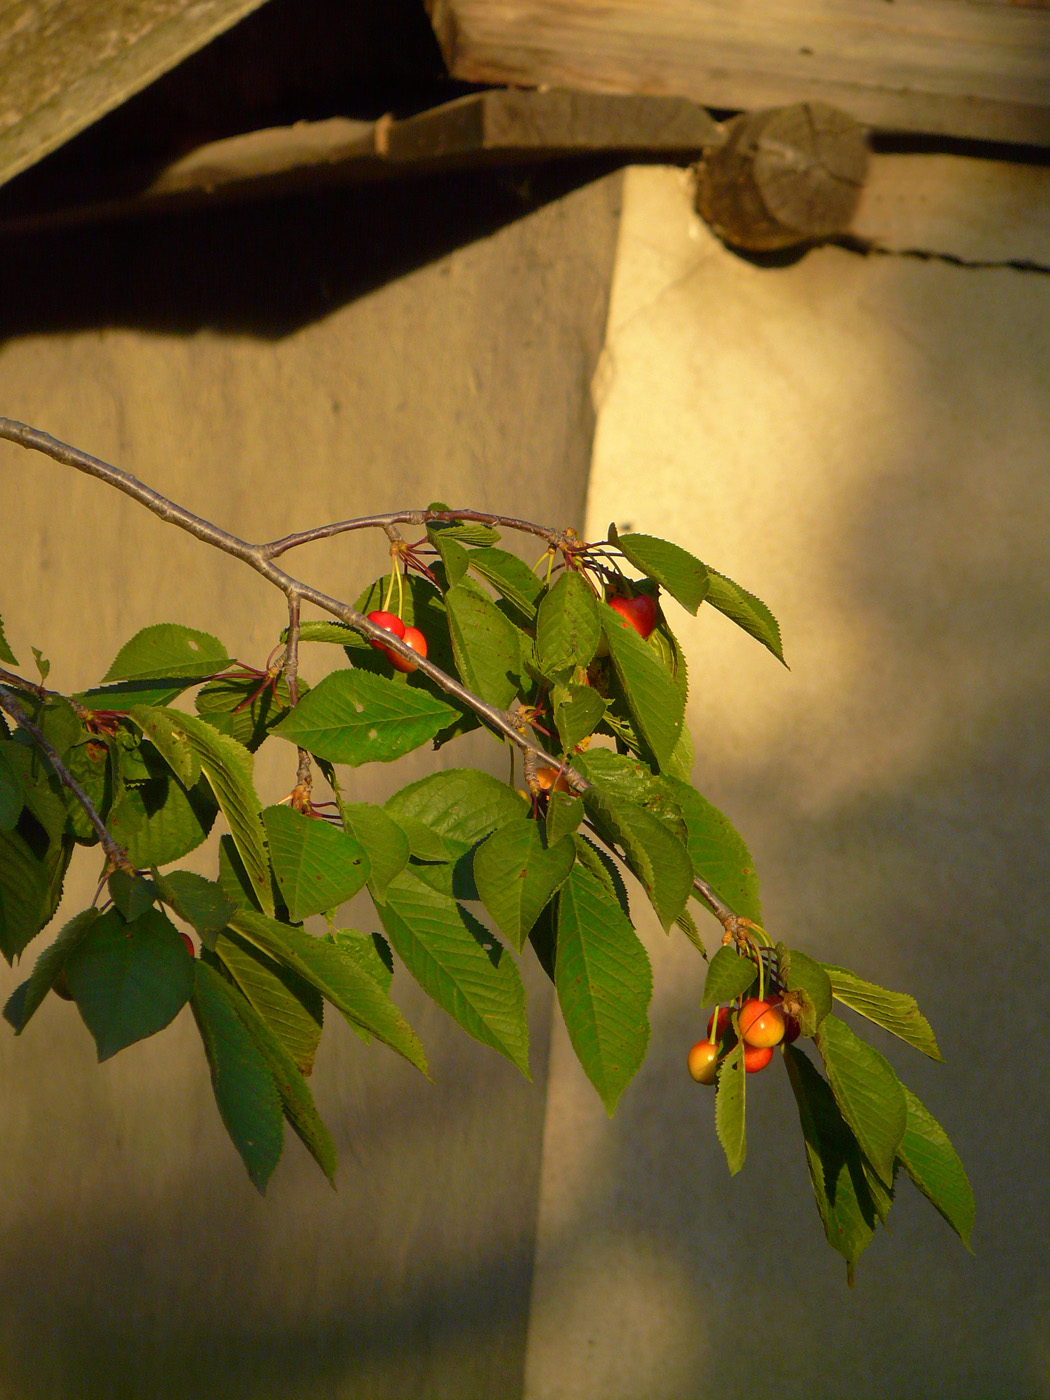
427,0 -> 1050,146
0,90 -> 719,234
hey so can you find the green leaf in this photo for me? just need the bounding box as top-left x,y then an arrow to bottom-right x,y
581,785 -> 692,930
229,908 -> 427,1073
127,706 -> 201,786
323,929 -> 393,1044
546,791 -> 584,844
601,602 -> 684,771
571,835 -> 630,918
213,928 -> 323,1075
296,620 -> 360,647
61,737 -> 111,843
824,965 -> 943,1061
154,870 -> 235,944
0,825 -> 54,962
553,684 -> 607,752
715,1039 -> 747,1175
327,929 -> 393,994
897,1086 -> 975,1247
272,668 -> 455,767
31,647 -> 50,682
429,531 -> 470,585
102,624 -> 230,683
445,582 -> 522,708
107,771 -> 217,868
375,868 -> 528,1075
701,946 -> 758,1006
474,820 -> 575,951
426,513 -> 500,546
0,745 -> 22,830
108,871 -> 156,922
554,865 -> 651,1114
76,680 -> 192,709
191,960 -> 283,1192
535,572 -> 600,677
195,672 -> 300,752
0,615 -> 17,665
784,1044 -> 879,1283
777,945 -> 833,1036
667,778 -> 763,924
467,547 -> 544,621
3,907 -> 99,1033
815,1013 -> 907,1188
64,907 -> 195,1061
262,805 -> 369,922
705,570 -> 785,665
385,769 -> 527,854
339,802 -> 410,900
609,527 -> 710,614
160,714 -> 273,915
210,960 -> 335,1185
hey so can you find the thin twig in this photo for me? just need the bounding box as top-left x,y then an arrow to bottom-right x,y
282,593 -> 313,805
0,684 -> 135,874
262,510 -> 573,560
0,417 -> 585,789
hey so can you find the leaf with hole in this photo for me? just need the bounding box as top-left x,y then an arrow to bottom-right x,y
272,668 -> 455,767
715,1040 -> 747,1175
102,624 -> 230,683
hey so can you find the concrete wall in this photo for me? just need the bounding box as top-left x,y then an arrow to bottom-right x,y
0,167 -> 622,1400
524,163 -> 1050,1399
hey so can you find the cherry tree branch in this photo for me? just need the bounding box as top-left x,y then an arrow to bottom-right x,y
0,685 -> 135,874
0,417 -> 585,787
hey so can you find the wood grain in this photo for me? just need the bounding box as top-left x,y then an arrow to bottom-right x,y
427,0 -> 1050,144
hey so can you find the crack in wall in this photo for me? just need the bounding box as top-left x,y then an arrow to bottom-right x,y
835,233 -> 1050,276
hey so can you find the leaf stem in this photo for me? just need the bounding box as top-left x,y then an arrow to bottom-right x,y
0,684 -> 135,874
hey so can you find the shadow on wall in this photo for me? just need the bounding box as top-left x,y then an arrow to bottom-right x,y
526,229 -> 1050,1399
0,159 -> 619,344
0,167 -> 623,1398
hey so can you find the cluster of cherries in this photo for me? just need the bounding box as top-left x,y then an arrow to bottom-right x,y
366,610 -> 428,672
687,994 -> 800,1084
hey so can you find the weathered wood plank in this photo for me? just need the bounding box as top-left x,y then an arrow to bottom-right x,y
427,0 -> 1050,145
0,90 -> 719,233
0,0 -> 275,191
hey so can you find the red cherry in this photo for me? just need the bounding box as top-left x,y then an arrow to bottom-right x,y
738,998 -> 786,1048
180,930 -> 195,958
608,593 -> 658,640
367,610 -> 406,651
743,1043 -> 774,1074
387,626 -> 427,673
687,1040 -> 720,1085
